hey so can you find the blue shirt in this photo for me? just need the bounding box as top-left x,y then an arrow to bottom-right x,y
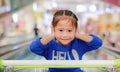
30,34 -> 103,72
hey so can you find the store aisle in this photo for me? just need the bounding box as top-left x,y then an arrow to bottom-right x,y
0,33 -> 35,47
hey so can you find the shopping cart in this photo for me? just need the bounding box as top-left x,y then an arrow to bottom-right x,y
0,59 -> 120,72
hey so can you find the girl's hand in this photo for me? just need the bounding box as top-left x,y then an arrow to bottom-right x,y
40,25 -> 55,44
75,27 -> 93,42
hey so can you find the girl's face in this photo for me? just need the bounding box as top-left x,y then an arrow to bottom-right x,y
54,19 -> 76,46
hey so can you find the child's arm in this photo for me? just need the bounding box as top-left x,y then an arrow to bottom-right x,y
30,26 -> 55,56
75,31 -> 103,51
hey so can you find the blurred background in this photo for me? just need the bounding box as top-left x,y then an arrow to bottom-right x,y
0,0 -> 120,72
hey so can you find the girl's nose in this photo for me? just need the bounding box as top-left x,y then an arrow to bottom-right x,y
62,31 -> 68,37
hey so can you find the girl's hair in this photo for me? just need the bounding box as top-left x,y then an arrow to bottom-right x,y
52,10 -> 78,28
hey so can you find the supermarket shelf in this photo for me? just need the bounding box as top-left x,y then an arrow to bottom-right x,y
0,36 -> 34,48
101,46 -> 120,58
102,45 -> 120,53
0,41 -> 31,56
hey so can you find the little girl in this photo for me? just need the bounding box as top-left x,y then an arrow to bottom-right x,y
30,10 -> 103,72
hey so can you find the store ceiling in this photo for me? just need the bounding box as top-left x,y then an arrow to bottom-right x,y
37,0 -> 103,5
52,0 -> 103,10
54,0 -> 102,4
36,0 -> 109,11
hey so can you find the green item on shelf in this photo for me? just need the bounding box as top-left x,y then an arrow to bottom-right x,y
116,59 -> 120,68
0,58 -> 3,69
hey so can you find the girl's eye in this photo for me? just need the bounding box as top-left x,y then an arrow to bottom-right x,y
68,30 -> 72,32
59,30 -> 63,32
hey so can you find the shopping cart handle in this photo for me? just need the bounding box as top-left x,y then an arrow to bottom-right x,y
0,59 -> 120,68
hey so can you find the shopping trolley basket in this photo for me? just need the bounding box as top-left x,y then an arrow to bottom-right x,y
0,59 -> 120,72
